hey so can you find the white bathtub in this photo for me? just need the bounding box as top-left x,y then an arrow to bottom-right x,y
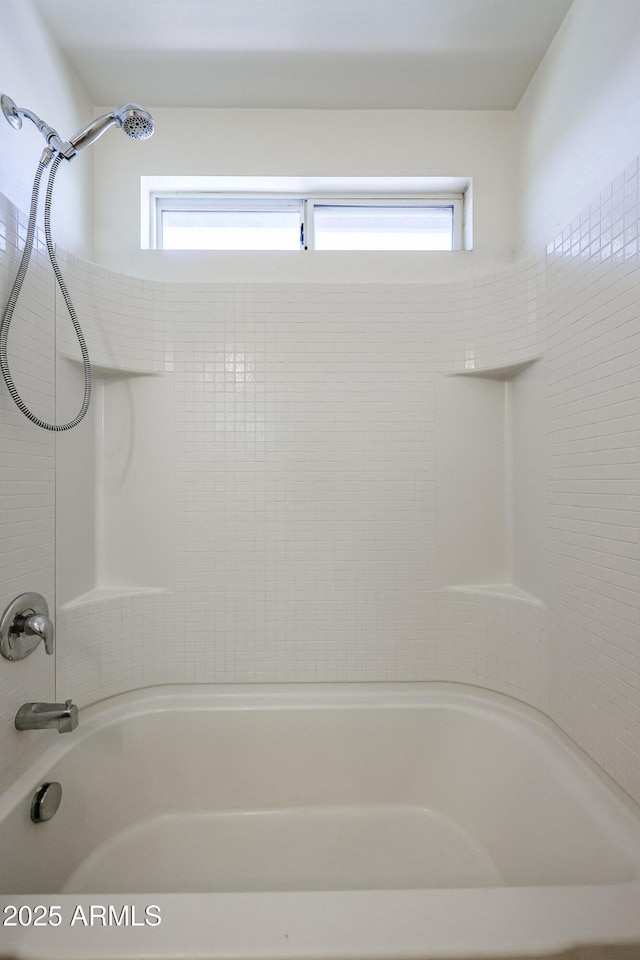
1,683 -> 640,960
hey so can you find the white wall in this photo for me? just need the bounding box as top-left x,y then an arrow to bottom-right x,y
516,0 -> 640,253
0,0 -> 93,780
514,0 -> 640,800
0,195 -> 58,779
94,108 -> 517,282
0,0 -> 94,257
55,254 -> 549,719
543,170 -> 640,800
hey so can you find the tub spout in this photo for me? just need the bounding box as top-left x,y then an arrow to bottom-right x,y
15,700 -> 79,734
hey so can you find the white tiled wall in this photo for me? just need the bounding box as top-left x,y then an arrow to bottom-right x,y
52,257 -> 548,714
1,154 -> 639,807
546,158 -> 640,801
0,193 -> 56,777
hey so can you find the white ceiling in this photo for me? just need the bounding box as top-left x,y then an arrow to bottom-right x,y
32,0 -> 574,110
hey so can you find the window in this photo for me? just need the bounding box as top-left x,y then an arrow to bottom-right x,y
157,198 -> 303,250
144,177 -> 470,252
310,202 -> 455,251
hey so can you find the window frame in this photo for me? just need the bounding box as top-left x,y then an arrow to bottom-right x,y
150,192 -> 465,252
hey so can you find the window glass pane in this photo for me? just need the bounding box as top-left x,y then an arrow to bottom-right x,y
313,204 -> 454,251
160,208 -> 301,250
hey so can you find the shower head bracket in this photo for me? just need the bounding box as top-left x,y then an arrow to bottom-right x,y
1,95 -> 22,130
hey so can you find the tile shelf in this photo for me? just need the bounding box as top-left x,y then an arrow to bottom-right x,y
61,587 -> 170,611
58,348 -> 167,378
447,356 -> 540,381
440,584 -> 546,608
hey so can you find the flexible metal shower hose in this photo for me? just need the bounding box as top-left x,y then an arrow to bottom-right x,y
0,147 -> 91,431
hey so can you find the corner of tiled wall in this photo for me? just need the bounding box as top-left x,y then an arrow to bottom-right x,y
546,154 -> 640,802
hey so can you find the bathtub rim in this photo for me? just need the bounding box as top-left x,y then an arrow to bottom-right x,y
2,886 -> 640,960
1,680 -> 640,836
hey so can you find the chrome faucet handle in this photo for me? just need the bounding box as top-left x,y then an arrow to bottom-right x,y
0,593 -> 55,661
23,612 -> 55,655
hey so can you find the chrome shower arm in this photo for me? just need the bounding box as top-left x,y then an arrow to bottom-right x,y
1,95 -> 70,156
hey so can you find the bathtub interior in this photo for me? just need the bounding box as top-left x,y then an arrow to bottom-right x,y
1,686 -> 640,897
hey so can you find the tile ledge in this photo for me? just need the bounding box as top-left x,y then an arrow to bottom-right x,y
61,587 -> 170,610
58,349 -> 168,377
446,356 -> 540,380
440,583 -> 546,607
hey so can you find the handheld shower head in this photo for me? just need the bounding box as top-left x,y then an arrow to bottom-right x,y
66,103 -> 154,156
119,105 -> 155,140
